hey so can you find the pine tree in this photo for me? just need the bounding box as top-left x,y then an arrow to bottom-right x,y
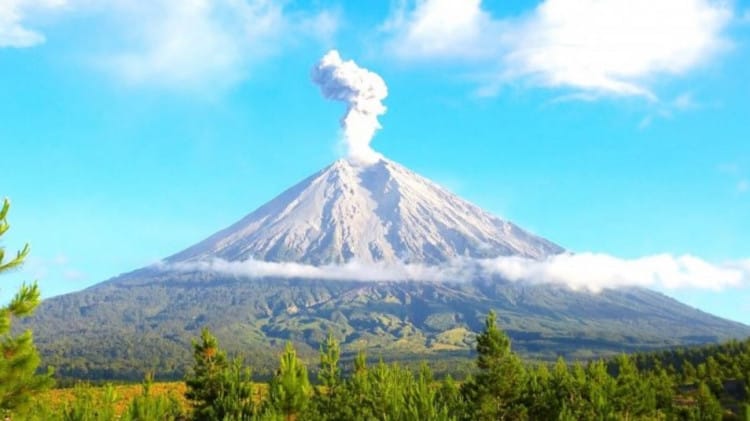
367,360 -> 409,419
612,354 -> 656,418
318,332 -> 341,393
693,382 -> 723,421
648,363 -> 675,416
185,328 -> 229,420
211,358 -> 255,420
0,199 -> 54,417
405,363 -> 454,421
584,360 -> 616,420
266,342 -> 312,420
523,363 -> 554,420
438,374 -> 464,419
310,332 -> 341,419
549,357 -> 576,418
461,311 -> 526,420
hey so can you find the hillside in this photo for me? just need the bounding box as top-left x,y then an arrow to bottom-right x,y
29,272 -> 750,379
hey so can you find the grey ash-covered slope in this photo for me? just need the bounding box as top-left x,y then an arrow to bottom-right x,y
167,158 -> 562,266
26,158 -> 750,380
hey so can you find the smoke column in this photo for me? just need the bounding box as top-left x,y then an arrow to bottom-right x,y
312,50 -> 388,165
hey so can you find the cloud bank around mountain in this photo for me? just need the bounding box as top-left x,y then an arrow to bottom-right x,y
167,252 -> 748,293
383,0 -> 733,98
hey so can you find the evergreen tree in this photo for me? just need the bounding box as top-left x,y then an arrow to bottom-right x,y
366,360 -> 409,419
461,311 -> 526,420
438,374 -> 464,420
584,360 -> 616,420
405,363 -> 454,421
612,354 -> 656,418
549,357 -> 577,418
692,382 -> 723,421
318,332 -> 341,393
523,363 -> 554,420
266,342 -> 312,420
0,199 -> 54,417
185,328 -> 229,420
647,363 -> 675,415
211,358 -> 255,420
310,332 -> 342,419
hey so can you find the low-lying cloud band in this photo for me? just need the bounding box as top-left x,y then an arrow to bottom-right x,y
164,252 -> 748,293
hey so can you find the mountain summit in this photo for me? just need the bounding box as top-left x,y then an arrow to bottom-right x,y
169,159 -> 562,266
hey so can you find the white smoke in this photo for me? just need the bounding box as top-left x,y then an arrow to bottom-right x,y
311,50 -> 388,165
164,252 -> 749,293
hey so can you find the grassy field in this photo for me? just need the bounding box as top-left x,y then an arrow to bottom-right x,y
35,382 -> 190,415
34,382 -> 271,415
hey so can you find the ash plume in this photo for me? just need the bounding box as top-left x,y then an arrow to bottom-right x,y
311,50 -> 388,164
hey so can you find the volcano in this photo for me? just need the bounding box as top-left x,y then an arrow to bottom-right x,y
26,158 -> 750,380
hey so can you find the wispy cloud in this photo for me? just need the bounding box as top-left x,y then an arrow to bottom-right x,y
381,0 -> 503,61
717,162 -> 749,194
165,252 -> 749,293
17,253 -> 86,282
738,179 -> 749,193
638,92 -> 703,128
476,253 -> 745,292
383,0 -> 733,99
0,0 -> 66,48
99,0 -> 337,91
2,0 -> 338,91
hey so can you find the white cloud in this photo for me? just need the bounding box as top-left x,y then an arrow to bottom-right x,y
383,0 -> 733,98
738,179 -> 749,193
382,0 -> 503,60
99,0 -> 337,90
168,258 -> 468,283
672,93 -> 699,111
478,253 -> 744,292
166,252 -> 749,293
638,92 -> 702,128
0,0 -> 66,48
2,0 -> 338,89
16,253 -> 85,282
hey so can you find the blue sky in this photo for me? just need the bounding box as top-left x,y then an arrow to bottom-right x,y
2,0 -> 750,323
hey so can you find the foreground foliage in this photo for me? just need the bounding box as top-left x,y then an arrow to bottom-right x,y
1,199 -> 54,418
9,309 -> 750,420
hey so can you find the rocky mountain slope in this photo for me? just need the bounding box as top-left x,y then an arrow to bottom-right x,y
168,158 -> 562,265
